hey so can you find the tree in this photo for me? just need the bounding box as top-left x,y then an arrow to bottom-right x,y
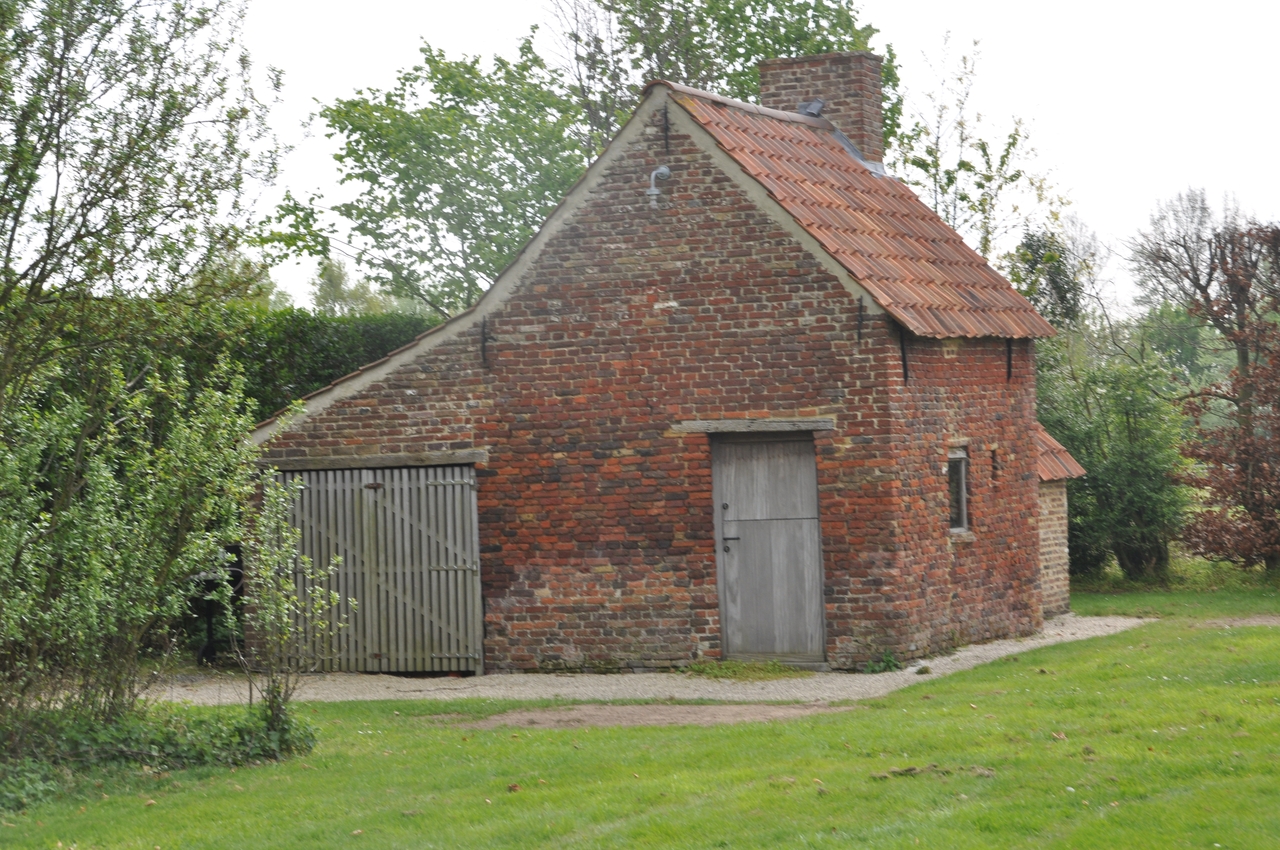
1131,193 -> 1280,570
889,39 -> 1057,260
551,0 -> 901,151
0,0 -> 276,739
1182,322 -> 1280,574
269,36 -> 588,317
1037,310 -> 1191,581
1025,222 -> 1191,580
0,355 -> 258,727
310,259 -> 393,317
0,0 -> 276,415
1132,192 -> 1280,432
266,0 -> 899,316
1007,223 -> 1092,328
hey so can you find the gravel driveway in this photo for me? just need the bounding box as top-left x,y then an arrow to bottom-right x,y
160,614 -> 1145,712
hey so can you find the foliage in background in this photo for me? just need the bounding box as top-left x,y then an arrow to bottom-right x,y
269,36 -> 588,317
1182,322 -> 1280,574
0,0 -> 275,414
889,39 -> 1058,261
551,0 -> 900,152
1071,547 -> 1279,598
0,0 -> 324,790
187,303 -> 435,423
1030,224 -> 1191,581
1006,226 -> 1087,327
228,475 -> 349,738
310,259 -> 397,316
265,0 -> 898,316
0,354 -> 258,745
1131,193 -> 1280,572
1039,341 -> 1190,581
0,0 -> 273,744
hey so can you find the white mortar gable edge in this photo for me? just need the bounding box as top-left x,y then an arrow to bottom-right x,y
251,85 -> 884,446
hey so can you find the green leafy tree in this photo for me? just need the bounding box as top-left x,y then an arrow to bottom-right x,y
1029,225 -> 1191,581
267,0 -> 899,316
310,259 -> 394,317
552,0 -> 901,151
1007,225 -> 1090,328
1038,324 -> 1191,581
0,0 -> 276,415
0,0 -> 278,745
1138,299 -> 1230,388
0,355 -> 258,729
270,37 -> 588,317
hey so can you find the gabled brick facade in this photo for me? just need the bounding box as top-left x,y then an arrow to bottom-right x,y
256,61 -> 1069,672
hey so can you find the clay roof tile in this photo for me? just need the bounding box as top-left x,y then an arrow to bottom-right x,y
1033,423 -> 1087,481
667,86 -> 1056,339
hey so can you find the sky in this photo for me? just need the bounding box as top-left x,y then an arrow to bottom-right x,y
242,1 -> 1280,307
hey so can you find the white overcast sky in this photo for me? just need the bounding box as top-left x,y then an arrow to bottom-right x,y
242,1 -> 1280,307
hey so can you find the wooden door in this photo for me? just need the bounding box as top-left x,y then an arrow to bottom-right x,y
282,465 -> 483,673
712,434 -> 824,663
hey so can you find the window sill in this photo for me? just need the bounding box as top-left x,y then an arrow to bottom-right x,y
949,529 -> 976,544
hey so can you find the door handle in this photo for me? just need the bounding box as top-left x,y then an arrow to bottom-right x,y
721,535 -> 739,553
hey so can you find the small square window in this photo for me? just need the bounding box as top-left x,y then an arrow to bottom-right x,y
948,450 -> 968,531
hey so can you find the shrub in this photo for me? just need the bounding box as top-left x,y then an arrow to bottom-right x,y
187,305 -> 437,422
0,703 -> 314,811
1037,335 -> 1190,581
863,651 -> 903,673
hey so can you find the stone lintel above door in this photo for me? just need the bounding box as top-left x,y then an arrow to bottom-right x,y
671,418 -> 836,434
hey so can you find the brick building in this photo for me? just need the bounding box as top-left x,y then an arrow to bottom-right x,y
253,52 -> 1083,674
1034,424 -> 1086,616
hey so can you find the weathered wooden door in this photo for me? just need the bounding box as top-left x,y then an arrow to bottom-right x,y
712,435 -> 824,663
282,465 -> 483,673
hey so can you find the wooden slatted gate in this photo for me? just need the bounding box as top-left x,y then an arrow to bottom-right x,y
281,466 -> 483,673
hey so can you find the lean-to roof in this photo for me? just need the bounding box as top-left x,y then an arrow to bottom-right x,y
1033,422 -> 1086,482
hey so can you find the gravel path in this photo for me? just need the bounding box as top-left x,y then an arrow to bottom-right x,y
160,613 -> 1145,709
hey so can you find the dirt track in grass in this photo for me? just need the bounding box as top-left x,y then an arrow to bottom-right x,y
162,613 -> 1145,719
1199,615 -> 1280,628
463,701 -> 865,728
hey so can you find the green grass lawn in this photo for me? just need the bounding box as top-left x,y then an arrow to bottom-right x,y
7,591 -> 1280,848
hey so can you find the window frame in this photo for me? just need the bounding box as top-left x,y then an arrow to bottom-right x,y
948,448 -> 969,532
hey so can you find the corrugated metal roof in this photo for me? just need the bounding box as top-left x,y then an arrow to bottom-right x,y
1034,423 -> 1086,481
665,83 -> 1056,339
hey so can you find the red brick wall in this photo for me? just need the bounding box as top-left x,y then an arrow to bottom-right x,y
263,103 -> 1042,671
889,334 -> 1042,658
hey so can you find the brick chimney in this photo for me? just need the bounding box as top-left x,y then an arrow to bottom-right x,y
759,51 -> 884,162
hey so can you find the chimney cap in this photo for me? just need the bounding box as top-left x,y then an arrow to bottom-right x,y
797,98 -> 825,118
